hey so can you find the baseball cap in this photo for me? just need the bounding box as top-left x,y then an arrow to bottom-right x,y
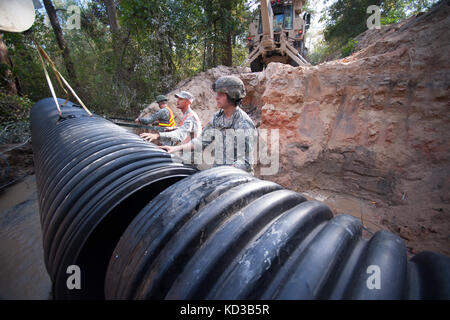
156,95 -> 168,103
174,91 -> 194,103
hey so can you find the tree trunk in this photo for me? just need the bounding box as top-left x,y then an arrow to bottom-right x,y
103,0 -> 125,86
202,36 -> 207,71
166,35 -> 175,75
0,34 -> 18,95
42,0 -> 80,88
104,0 -> 120,35
221,1 -> 233,67
103,0 -> 121,56
223,31 -> 232,66
213,21 -> 217,67
206,41 -> 212,70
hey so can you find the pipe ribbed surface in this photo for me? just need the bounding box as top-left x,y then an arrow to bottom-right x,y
31,98 -> 450,300
105,167 -> 450,300
31,98 -> 197,299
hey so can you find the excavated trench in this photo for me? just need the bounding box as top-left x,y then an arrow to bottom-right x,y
19,97 -> 449,300
1,2 -> 449,300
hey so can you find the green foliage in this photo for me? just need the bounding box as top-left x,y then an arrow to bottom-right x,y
0,120 -> 30,144
2,12 -> 61,102
323,0 -> 380,46
313,0 -> 441,65
1,0 -> 442,121
302,0 -> 315,14
323,0 -> 440,46
307,40 -> 334,65
340,38 -> 358,57
0,90 -> 33,124
380,0 -> 439,24
1,0 -> 251,119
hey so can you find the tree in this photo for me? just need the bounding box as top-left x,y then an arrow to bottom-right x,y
103,0 -> 121,56
199,0 -> 248,68
2,0 -> 253,117
322,0 -> 381,46
42,0 -> 80,89
322,0 -> 440,46
0,34 -> 20,95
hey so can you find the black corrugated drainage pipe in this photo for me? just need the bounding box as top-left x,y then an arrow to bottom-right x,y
30,98 -> 198,299
105,168 -> 450,300
31,98 -> 450,300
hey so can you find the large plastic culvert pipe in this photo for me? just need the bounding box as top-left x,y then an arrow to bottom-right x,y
105,166 -> 450,300
30,98 -> 198,299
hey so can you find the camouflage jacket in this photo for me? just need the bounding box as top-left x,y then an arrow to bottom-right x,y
191,106 -> 256,174
140,108 -> 171,125
159,107 -> 201,145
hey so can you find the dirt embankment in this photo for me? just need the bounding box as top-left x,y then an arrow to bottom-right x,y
250,3 -> 450,256
141,3 -> 449,256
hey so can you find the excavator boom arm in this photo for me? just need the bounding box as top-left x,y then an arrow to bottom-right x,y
260,0 -> 274,41
243,0 -> 310,71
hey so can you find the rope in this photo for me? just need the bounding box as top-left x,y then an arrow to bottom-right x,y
36,45 -> 70,106
33,40 -> 92,117
36,45 -> 62,116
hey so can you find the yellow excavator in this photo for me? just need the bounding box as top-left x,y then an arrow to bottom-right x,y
244,0 -> 311,72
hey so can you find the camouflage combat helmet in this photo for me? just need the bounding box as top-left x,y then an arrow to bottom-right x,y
156,95 -> 168,103
212,76 -> 246,100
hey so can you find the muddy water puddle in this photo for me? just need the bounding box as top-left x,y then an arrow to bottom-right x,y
0,175 -> 51,299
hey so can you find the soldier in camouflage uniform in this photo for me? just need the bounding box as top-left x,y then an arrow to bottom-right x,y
160,76 -> 256,174
135,95 -> 176,127
141,91 -> 202,160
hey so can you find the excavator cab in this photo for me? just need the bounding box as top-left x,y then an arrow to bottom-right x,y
272,2 -> 293,32
246,0 -> 310,72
